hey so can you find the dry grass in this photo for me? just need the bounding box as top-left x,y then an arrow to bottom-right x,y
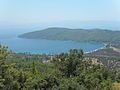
112,82 -> 120,90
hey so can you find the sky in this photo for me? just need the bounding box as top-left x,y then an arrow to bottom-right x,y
0,0 -> 120,25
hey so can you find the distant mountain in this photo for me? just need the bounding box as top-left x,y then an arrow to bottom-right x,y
19,27 -> 120,43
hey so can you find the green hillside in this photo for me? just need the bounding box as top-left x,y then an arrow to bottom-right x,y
19,27 -> 120,43
0,45 -> 120,90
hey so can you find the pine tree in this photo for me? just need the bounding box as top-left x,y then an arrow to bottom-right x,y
0,45 -> 9,89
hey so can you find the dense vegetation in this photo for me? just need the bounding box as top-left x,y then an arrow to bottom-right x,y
19,27 -> 120,43
0,45 -> 120,90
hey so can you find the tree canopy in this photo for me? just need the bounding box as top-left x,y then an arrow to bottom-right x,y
0,45 -> 119,90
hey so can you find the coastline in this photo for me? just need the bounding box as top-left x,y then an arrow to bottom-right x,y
85,43 -> 107,54
1,36 -> 111,55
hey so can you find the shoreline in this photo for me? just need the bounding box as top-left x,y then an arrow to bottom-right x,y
85,43 -> 107,54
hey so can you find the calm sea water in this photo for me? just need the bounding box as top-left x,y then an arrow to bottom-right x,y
2,21 -> 119,54
0,38 -> 104,54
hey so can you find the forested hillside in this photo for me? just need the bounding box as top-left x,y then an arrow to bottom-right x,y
19,27 -> 120,43
0,45 -> 120,90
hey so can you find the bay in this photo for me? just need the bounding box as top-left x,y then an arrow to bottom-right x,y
0,38 -> 104,54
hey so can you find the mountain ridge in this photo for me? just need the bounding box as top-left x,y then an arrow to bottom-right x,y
19,27 -> 120,43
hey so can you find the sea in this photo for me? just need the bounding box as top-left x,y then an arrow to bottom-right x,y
0,37 -> 104,54
0,21 -> 120,54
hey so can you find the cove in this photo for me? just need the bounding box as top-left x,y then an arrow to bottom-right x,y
0,38 -> 104,54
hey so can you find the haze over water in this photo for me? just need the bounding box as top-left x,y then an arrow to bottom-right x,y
0,0 -> 120,54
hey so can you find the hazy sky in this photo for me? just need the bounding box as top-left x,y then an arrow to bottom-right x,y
0,0 -> 120,25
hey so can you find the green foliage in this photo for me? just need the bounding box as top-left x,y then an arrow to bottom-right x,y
0,45 -> 119,90
54,49 -> 84,77
0,45 -> 10,61
19,27 -> 120,43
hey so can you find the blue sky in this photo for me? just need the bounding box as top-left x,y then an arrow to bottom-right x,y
0,0 -> 120,25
